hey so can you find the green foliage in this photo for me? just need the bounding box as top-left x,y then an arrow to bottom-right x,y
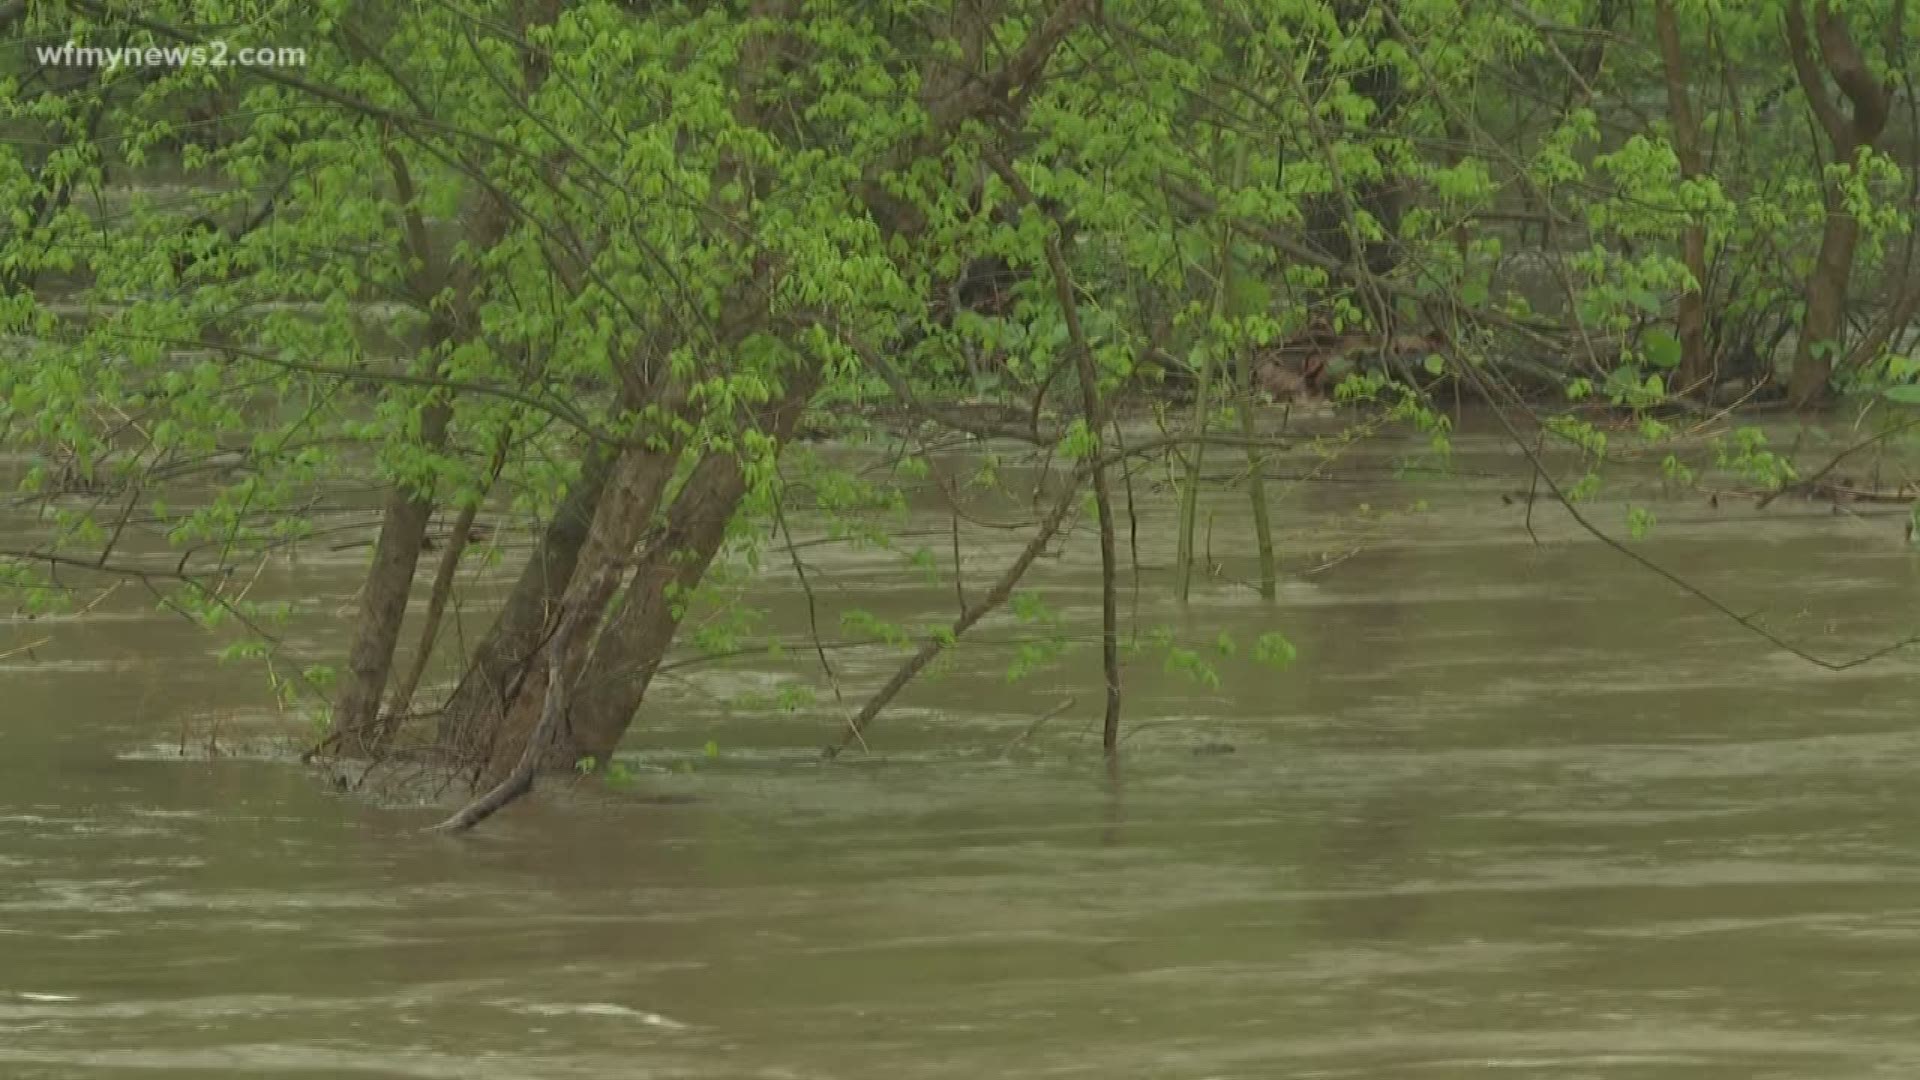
1626,506 -> 1656,541
1715,427 -> 1798,489
1253,632 -> 1297,671
842,608 -> 910,650
1,0 -> 1913,758
604,760 -> 635,790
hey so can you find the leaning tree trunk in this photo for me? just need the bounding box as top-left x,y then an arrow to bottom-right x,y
328,397 -> 451,756
472,430 -> 686,785
564,451 -> 759,765
429,563 -> 616,833
435,443 -> 613,760
373,430 -> 511,752
565,367 -> 821,763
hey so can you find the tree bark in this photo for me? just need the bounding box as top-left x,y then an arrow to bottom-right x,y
328,398 -> 451,756
1782,0 -> 1897,407
1792,205 -> 1865,405
428,564 -> 613,833
374,433 -> 510,749
474,431 -> 686,784
565,367 -> 822,763
435,443 -> 614,759
563,452 -> 745,764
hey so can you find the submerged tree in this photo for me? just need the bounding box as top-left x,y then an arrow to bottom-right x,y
2,0 -> 1917,826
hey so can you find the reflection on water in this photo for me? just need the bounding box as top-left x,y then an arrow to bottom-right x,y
6,430 -> 1920,1078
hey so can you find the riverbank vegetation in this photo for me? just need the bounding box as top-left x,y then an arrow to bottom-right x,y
2,1 -> 1917,826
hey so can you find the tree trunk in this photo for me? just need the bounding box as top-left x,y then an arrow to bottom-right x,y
1790,204 -> 1864,406
326,100 -> 517,756
474,434 -> 686,785
563,452 -> 752,765
327,398 -> 451,756
428,563 -> 615,832
1781,0 -> 1896,407
566,368 -> 821,763
985,147 -> 1123,753
435,442 -> 614,762
373,433 -> 508,750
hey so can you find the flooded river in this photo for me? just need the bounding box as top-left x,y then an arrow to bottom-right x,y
6,427 -> 1920,1078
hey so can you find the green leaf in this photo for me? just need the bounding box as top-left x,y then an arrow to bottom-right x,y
1644,330 -> 1682,370
1253,632 -> 1296,670
1882,385 -> 1920,405
1627,506 -> 1656,540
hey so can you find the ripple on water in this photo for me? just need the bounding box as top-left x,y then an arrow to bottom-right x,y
10,427 -> 1920,1077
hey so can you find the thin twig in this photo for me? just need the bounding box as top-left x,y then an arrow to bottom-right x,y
1000,696 -> 1078,756
1457,337 -> 1920,671
983,144 -> 1125,755
772,465 -> 852,725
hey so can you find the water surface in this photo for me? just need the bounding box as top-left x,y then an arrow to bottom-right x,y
5,428 -> 1920,1078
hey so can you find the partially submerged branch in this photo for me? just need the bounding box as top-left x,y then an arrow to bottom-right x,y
824,474 -> 1083,758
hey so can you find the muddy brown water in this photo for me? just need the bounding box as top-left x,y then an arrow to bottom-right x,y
6,426 -> 1920,1078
